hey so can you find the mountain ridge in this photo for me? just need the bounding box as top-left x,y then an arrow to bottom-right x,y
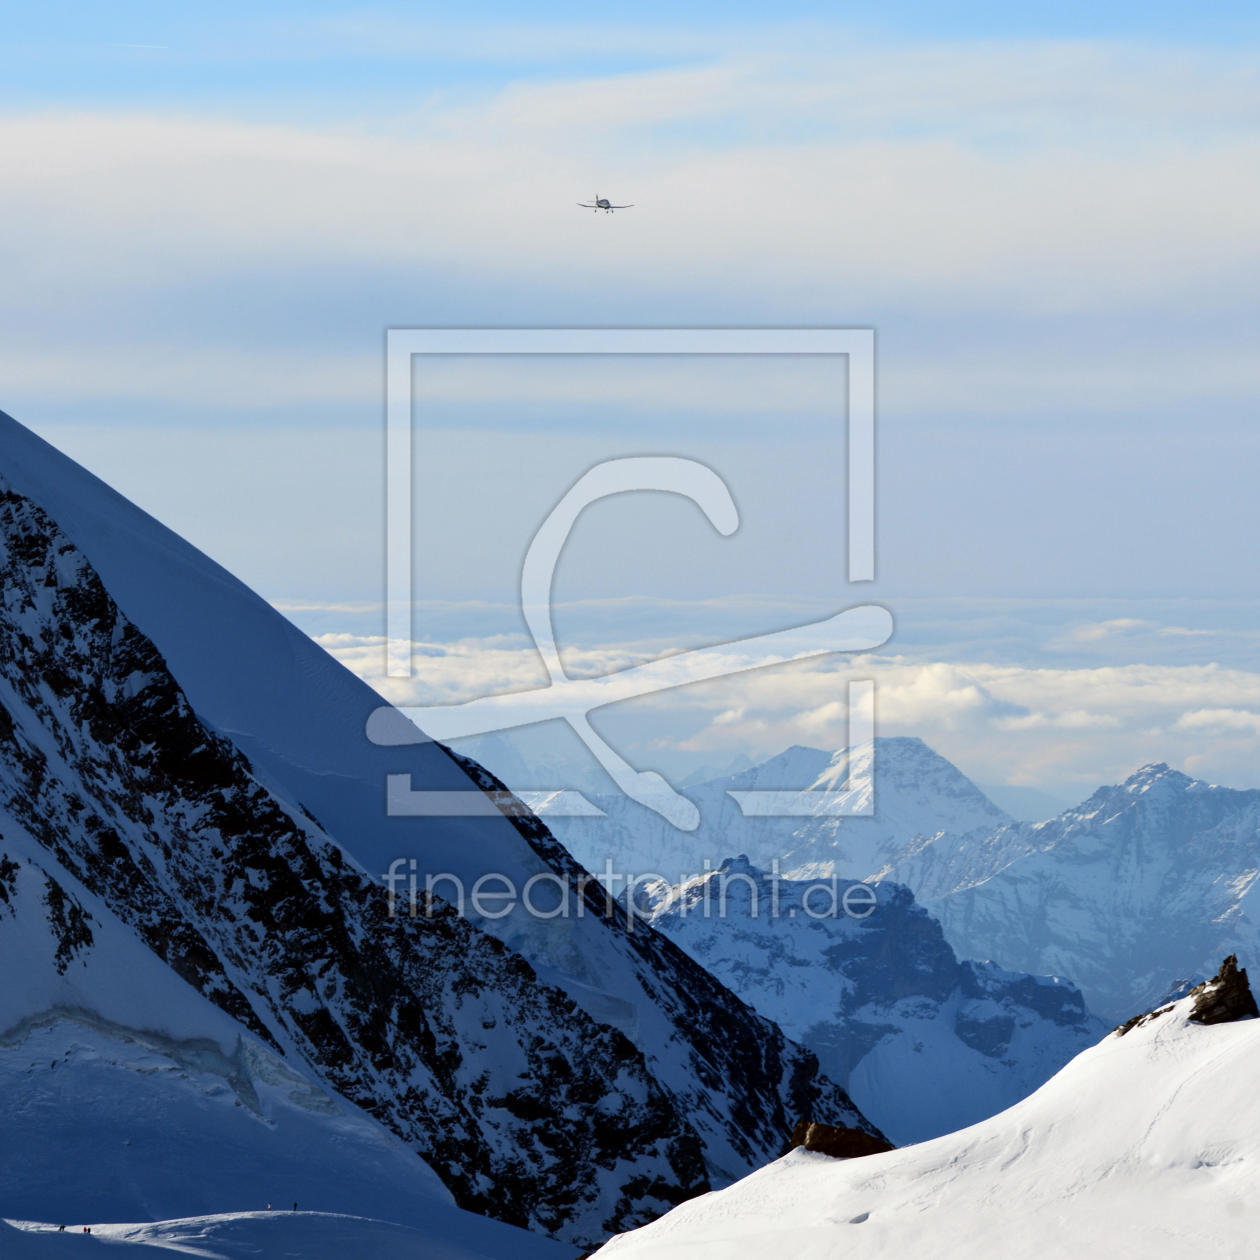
533,735 -> 1011,886
886,761 -> 1260,1020
0,410 -> 876,1244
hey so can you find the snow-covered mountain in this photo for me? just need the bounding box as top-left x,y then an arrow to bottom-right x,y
774,738 -> 1013,878
886,763 -> 1260,1021
629,858 -> 1103,1144
595,971 -> 1260,1258
0,410 -> 877,1245
534,736 -> 1011,885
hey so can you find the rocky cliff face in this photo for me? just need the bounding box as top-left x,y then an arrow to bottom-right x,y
631,857 -> 1103,1144
0,477 -> 709,1240
1189,955 -> 1260,1026
0,830 -> 572,1259
0,413 -> 877,1246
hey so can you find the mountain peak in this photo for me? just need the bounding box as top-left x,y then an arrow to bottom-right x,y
782,743 -> 829,759
870,734 -> 933,755
1120,763 -> 1193,794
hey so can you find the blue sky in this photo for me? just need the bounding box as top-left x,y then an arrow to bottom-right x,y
6,3 -> 1260,797
5,4 -> 1260,123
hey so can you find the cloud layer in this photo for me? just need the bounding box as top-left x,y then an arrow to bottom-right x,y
312,618 -> 1260,800
4,32 -> 1260,419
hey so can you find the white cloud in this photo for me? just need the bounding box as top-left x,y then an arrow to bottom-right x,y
4,34 -> 1260,414
1064,618 -> 1152,643
308,626 -> 1260,799
1175,708 -> 1260,735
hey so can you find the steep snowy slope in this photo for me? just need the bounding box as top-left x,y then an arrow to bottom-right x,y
537,738 -> 1011,886
597,986 -> 1260,1259
0,474 -> 715,1242
0,409 -> 874,1237
888,764 -> 1260,1020
632,859 -> 1102,1144
0,829 -> 566,1257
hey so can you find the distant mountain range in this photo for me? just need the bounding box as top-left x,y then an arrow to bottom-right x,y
532,736 -> 1012,883
889,763 -> 1260,1020
530,739 -> 1104,1140
532,736 -> 1260,1027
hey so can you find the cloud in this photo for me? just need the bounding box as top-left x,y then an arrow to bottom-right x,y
307,622 -> 1260,799
996,709 -> 1121,731
4,33 -> 1260,417
1064,618 -> 1153,643
0,345 -> 375,407
1175,707 -> 1260,735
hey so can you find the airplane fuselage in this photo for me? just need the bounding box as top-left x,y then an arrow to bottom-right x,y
578,194 -> 632,213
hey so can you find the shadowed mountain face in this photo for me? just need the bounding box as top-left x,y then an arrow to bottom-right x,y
0,476 -> 705,1240
0,411 -> 877,1245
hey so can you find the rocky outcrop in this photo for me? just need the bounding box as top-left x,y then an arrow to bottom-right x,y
790,1119 -> 895,1160
1189,955 -> 1260,1026
1113,1003 -> 1175,1038
1114,955 -> 1258,1037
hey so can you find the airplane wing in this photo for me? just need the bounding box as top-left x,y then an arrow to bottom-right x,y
608,204 -> 634,209
576,202 -> 598,208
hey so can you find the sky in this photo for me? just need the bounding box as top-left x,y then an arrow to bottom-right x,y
5,2 -> 1260,802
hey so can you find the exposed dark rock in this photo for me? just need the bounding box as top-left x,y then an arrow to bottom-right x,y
446,747 -> 882,1164
1113,1003 -> 1174,1038
1188,955 -> 1260,1026
954,1007 -> 1016,1057
1114,955 -> 1260,1037
0,852 -> 18,908
40,875 -> 94,974
790,1119 -> 895,1160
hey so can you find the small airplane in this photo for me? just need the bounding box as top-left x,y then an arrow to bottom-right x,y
577,194 -> 633,214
